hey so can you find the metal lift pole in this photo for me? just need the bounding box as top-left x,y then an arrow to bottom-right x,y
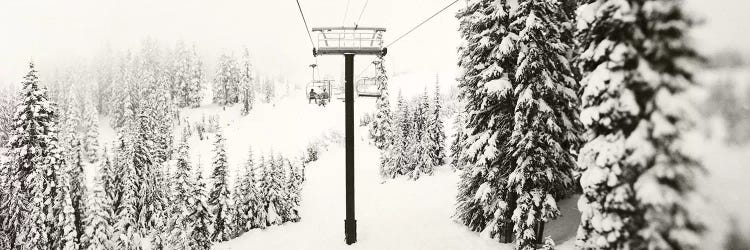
344,53 -> 357,245
311,26 -> 385,245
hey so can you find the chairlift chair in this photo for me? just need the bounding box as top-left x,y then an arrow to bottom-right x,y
355,76 -> 382,97
306,79 -> 333,105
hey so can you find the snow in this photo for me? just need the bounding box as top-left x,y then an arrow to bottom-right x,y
484,76 -> 512,96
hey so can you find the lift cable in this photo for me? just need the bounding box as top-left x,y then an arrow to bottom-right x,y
295,0 -> 316,48
354,0 -> 370,27
342,0 -> 352,27
385,0 -> 459,48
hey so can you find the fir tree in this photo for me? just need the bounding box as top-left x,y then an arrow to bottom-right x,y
252,155 -> 269,229
453,0 -> 519,242
112,132 -> 140,250
428,78 -> 446,167
369,57 -> 392,150
82,98 -> 101,163
285,158 -> 303,223
85,171 -> 114,250
239,47 -> 255,116
633,0 -> 705,248
169,131 -> 193,248
208,130 -> 233,242
575,0 -> 647,248
65,139 -> 87,248
213,54 -> 240,106
7,62 -> 64,249
187,169 -> 213,250
236,147 -> 260,232
449,109 -> 467,171
231,168 -> 247,237
188,45 -> 205,108
507,0 -> 582,248
262,154 -> 286,226
60,191 -> 80,250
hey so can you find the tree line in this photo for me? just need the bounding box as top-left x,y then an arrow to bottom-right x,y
0,60 -> 308,250
369,58 -> 447,181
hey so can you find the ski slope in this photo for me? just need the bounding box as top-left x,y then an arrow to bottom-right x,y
92,88 -> 748,249
203,92 -> 581,250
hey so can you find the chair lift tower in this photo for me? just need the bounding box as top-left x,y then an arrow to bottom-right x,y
312,26 -> 386,245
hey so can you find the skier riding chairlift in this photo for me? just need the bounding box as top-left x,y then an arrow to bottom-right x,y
309,88 -> 316,104
317,88 -> 329,106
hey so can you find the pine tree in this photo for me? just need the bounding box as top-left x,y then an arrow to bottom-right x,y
428,79 -> 446,167
60,190 -> 80,250
369,57 -> 392,150
262,154 -> 285,226
574,0 -> 647,248
187,169 -> 213,250
449,109 -> 467,171
399,97 -> 415,175
239,47 -> 255,116
236,147 -> 260,231
507,0 -> 582,248
82,98 -> 101,163
231,168 -> 247,237
7,62 -> 64,249
188,45 -> 205,108
633,0 -> 704,248
169,132 -> 193,248
285,158 -> 303,223
380,91 -> 406,179
452,0 -> 520,243
112,132 -> 140,250
213,54 -> 240,106
208,130 -> 233,242
85,170 -> 114,250
64,139 -> 87,248
252,155 -> 269,229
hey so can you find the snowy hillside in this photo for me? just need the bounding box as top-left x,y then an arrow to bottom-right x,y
195,92 -> 580,250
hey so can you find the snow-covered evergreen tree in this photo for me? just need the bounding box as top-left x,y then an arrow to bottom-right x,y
252,155 -> 269,229
82,98 -> 100,163
449,109 -> 467,171
575,1 -> 705,249
112,132 -> 140,250
261,154 -> 286,226
285,158 -> 303,223
453,0 -> 518,242
187,46 -> 205,108
169,132 -> 194,248
381,91 -> 410,179
574,0 -> 647,248
61,138 -> 87,248
506,0 -> 582,247
60,190 -> 80,250
235,147 -> 260,232
369,57 -> 392,150
239,47 -> 255,116
85,170 -> 114,250
187,169 -> 213,250
428,79 -> 446,167
633,0 -> 705,248
6,62 -> 64,249
213,54 -> 241,106
208,130 -> 233,242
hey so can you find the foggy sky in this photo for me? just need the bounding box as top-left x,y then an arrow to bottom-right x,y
0,0 -> 747,87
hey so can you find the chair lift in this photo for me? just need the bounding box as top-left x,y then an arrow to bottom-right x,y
306,63 -> 332,106
356,61 -> 384,98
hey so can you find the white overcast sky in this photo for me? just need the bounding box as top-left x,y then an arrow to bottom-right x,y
1,0 -> 748,86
